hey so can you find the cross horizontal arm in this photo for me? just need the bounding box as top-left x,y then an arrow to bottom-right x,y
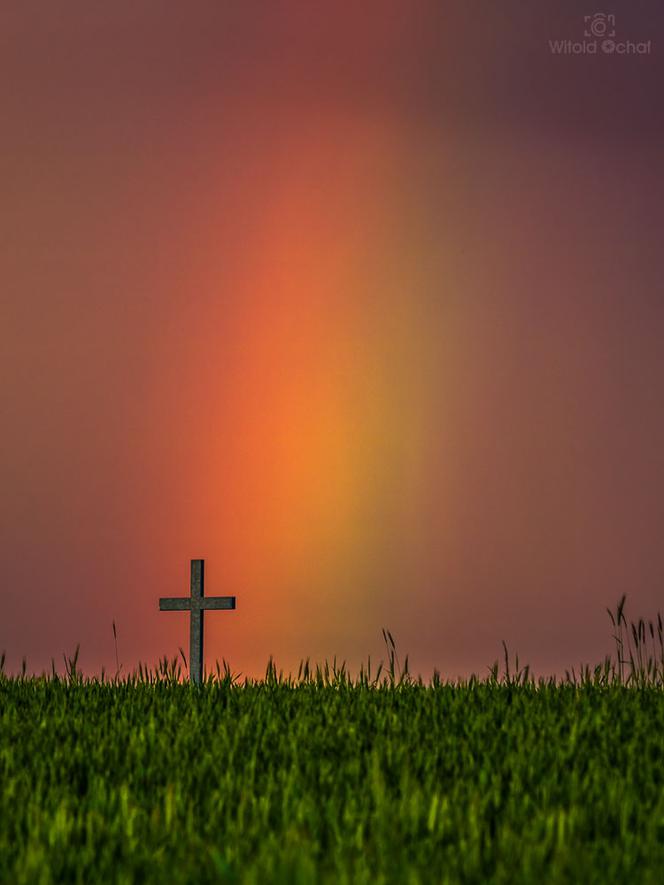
201,596 -> 236,611
159,597 -> 192,611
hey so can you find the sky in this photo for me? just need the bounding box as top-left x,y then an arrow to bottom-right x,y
2,2 -> 663,680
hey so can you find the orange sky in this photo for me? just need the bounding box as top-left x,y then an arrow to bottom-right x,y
2,2 -> 663,679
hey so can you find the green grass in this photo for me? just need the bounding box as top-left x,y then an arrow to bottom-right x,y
1,599 -> 663,884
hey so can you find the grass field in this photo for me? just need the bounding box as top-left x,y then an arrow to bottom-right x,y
1,602 -> 663,884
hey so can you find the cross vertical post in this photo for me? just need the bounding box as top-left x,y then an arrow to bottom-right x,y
159,559 -> 236,684
189,559 -> 204,685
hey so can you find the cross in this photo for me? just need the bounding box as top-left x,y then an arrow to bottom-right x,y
159,559 -> 236,684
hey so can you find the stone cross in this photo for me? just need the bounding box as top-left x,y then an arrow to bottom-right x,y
159,559 -> 236,684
